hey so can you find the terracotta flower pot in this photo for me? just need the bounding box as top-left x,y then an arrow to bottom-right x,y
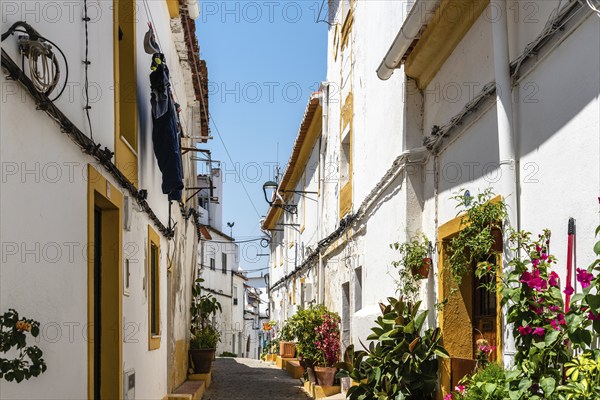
314,366 -> 337,387
189,348 -> 215,373
279,341 -> 296,358
412,257 -> 432,279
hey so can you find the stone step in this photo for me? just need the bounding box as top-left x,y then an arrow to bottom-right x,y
165,380 -> 205,400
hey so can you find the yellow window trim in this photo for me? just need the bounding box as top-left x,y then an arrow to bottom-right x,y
114,0 -> 139,187
437,195 -> 503,396
148,225 -> 161,351
340,0 -> 355,50
87,165 -> 123,400
339,93 -> 353,217
165,0 -> 180,18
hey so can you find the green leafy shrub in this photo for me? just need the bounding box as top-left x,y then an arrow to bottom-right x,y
220,351 -> 237,357
557,350 -> 600,399
0,309 -> 47,383
190,278 -> 222,350
447,188 -> 507,285
338,297 -> 448,400
282,305 -> 340,368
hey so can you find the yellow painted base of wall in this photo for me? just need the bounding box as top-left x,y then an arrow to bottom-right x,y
266,354 -> 277,362
314,385 -> 341,399
303,380 -> 314,396
188,371 -> 212,389
286,360 -> 305,379
276,356 -> 297,369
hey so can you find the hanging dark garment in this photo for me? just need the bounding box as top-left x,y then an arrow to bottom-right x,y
150,56 -> 183,202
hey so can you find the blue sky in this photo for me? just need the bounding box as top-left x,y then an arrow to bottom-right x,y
195,1 -> 328,270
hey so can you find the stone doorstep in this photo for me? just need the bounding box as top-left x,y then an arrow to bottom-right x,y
166,380 -> 206,400
285,360 -> 305,379
188,371 -> 212,388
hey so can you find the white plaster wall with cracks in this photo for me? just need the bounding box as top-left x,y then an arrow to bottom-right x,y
0,1 -> 204,398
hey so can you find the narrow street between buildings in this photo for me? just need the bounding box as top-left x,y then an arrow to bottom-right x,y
203,358 -> 311,400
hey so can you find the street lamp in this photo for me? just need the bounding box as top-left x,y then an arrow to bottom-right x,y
262,180 -> 278,205
262,180 -> 298,215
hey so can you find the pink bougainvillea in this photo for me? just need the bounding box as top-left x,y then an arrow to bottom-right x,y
314,313 -> 341,367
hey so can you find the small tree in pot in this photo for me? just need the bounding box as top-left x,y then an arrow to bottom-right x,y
189,279 -> 222,374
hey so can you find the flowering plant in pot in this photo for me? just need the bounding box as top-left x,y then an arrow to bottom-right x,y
189,279 -> 222,374
314,312 -> 341,387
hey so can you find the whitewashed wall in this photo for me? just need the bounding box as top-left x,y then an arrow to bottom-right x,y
1,1 -> 200,398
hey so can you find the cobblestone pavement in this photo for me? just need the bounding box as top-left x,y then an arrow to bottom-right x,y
203,357 -> 311,400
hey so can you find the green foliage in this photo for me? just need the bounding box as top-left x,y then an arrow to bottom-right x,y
220,351 -> 237,357
447,188 -> 507,285
0,309 -> 47,383
338,297 -> 448,400
281,305 -> 340,368
190,278 -> 222,350
557,351 -> 600,399
391,234 -> 430,301
501,230 -> 569,393
456,363 -> 513,400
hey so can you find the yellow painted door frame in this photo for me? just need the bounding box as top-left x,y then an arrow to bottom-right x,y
87,164 -> 123,400
437,199 -> 503,397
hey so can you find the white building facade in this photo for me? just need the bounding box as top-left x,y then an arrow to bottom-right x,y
264,0 -> 599,393
1,1 -> 208,398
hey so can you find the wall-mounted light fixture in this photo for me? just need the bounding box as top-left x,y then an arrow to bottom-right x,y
262,180 -> 318,215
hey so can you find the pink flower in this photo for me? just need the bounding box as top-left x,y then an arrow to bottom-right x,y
518,325 -> 532,335
564,285 -> 574,295
589,311 -> 600,321
444,394 -> 453,400
549,305 -> 561,312
529,305 -> 544,315
532,259 -> 540,267
549,272 -> 559,287
540,253 -> 549,261
536,245 -> 542,252
577,268 -> 594,289
533,327 -> 545,336
550,319 -> 560,330
455,385 -> 466,395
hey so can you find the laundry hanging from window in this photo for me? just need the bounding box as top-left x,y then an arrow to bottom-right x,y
149,53 -> 184,202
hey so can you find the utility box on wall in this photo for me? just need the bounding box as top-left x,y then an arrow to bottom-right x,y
124,370 -> 135,399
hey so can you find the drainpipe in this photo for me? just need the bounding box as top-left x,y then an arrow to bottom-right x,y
491,0 -> 518,366
318,82 -> 329,304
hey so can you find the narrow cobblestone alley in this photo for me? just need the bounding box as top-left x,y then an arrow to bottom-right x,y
203,358 -> 312,400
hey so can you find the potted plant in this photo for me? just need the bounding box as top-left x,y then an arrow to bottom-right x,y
279,320 -> 297,358
314,312 -> 341,387
446,188 -> 507,285
391,234 -> 431,280
189,279 -> 222,374
337,297 -> 449,400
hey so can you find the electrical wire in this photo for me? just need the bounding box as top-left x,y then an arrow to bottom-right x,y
585,0 -> 600,16
83,0 -> 93,139
2,23 -> 68,102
